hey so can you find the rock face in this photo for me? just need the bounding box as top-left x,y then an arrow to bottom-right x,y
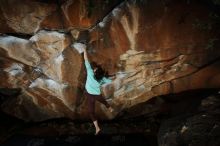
158,93 -> 220,146
0,0 -> 220,121
0,0 -> 57,34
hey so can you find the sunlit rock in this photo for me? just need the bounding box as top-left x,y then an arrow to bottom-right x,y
0,36 -> 40,66
30,30 -> 71,81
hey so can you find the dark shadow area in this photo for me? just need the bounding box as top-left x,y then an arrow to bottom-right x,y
0,88 -> 219,146
0,88 -> 22,103
0,134 -> 152,146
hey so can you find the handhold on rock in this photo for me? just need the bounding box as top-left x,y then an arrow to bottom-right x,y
71,43 -> 86,54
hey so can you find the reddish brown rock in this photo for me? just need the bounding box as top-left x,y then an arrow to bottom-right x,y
60,0 -> 124,29
0,0 -> 57,34
87,0 -> 220,109
0,0 -> 220,121
40,11 -> 64,30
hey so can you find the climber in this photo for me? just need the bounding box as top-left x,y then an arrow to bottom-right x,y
82,47 -> 114,135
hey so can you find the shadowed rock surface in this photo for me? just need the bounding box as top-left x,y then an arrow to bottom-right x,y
0,89 -> 219,146
158,93 -> 220,146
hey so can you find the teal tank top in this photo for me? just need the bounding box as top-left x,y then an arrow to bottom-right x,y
85,60 -> 112,95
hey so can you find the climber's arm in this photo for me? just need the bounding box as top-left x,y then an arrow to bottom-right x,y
83,47 -> 88,61
83,48 -> 93,74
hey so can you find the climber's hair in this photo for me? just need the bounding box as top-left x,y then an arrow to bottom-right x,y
90,61 -> 108,82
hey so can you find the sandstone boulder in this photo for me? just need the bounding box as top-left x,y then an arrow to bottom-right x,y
0,0 -> 219,121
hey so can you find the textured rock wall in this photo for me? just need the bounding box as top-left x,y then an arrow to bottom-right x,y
158,93 -> 220,146
0,0 -> 220,121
